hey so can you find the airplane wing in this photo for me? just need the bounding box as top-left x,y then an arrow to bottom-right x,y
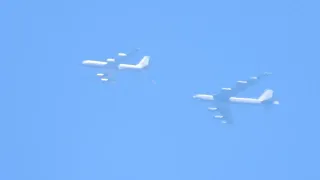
96,67 -> 117,82
106,48 -> 140,62
213,102 -> 234,124
214,72 -> 272,100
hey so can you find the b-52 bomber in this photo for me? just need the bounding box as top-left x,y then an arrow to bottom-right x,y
192,72 -> 279,124
82,48 -> 150,82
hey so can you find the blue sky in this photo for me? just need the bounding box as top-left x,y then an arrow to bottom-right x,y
1,0 -> 320,179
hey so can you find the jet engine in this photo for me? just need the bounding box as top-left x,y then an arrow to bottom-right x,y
237,80 -> 248,84
208,107 -> 218,111
118,53 -> 127,56
107,58 -> 115,62
97,73 -> 104,77
214,115 -> 224,119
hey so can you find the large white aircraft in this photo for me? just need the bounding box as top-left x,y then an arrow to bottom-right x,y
82,49 -> 150,82
192,72 -> 279,124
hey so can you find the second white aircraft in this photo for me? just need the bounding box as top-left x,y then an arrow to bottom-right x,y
193,72 -> 279,124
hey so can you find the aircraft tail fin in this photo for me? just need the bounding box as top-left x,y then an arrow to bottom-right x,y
137,56 -> 150,68
258,89 -> 273,102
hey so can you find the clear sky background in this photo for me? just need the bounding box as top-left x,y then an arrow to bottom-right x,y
1,0 -> 320,179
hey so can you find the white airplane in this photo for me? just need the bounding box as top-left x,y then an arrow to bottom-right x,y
82,49 -> 150,82
192,72 -> 279,124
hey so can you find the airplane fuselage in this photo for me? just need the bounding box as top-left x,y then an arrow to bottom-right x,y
118,64 -> 143,70
229,97 -> 262,104
82,60 -> 143,70
193,94 -> 264,105
193,93 -> 280,106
